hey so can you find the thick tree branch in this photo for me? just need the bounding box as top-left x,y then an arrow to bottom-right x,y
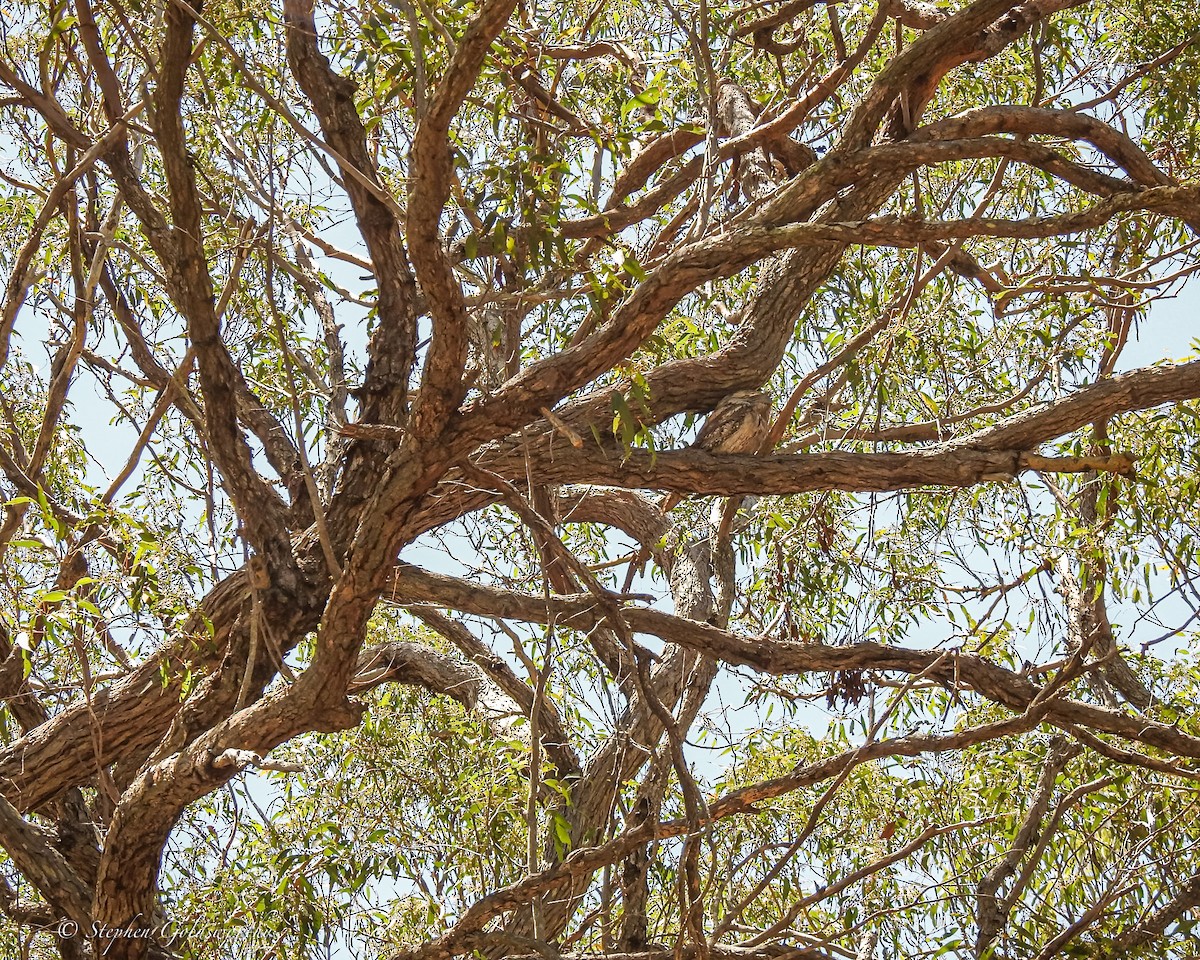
150,0 -> 294,576
283,0 -> 419,428
408,0 -> 519,433
534,448 -> 1135,497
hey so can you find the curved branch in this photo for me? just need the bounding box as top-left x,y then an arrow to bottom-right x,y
284,0 -> 419,427
383,562 -> 1200,762
408,0 -> 519,432
152,0 -> 293,573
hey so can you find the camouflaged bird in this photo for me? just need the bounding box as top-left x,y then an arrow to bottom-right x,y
691,389 -> 773,455
660,389 -> 773,512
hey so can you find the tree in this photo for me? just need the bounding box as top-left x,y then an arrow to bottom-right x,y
1,0 -> 1200,955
